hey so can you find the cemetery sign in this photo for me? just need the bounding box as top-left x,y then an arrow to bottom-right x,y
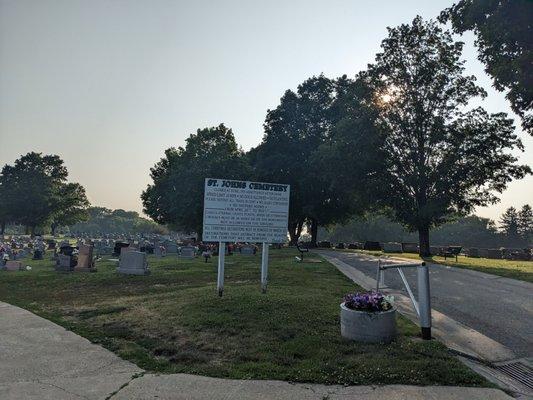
203,178 -> 290,243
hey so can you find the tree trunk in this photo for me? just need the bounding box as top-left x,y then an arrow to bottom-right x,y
309,219 -> 318,248
51,224 -> 57,237
197,225 -> 203,242
288,218 -> 304,245
418,226 -> 430,257
0,221 -> 5,235
25,225 -> 30,235
288,224 -> 297,246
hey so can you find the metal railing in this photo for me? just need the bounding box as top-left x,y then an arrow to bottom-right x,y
376,259 -> 432,340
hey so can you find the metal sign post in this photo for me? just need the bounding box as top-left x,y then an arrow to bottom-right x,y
217,241 -> 225,297
376,261 -> 432,340
417,263 -> 432,340
261,243 -> 269,293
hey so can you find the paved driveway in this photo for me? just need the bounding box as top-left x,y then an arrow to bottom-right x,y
317,250 -> 533,359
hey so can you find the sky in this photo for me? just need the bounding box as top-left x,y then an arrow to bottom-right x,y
0,0 -> 531,222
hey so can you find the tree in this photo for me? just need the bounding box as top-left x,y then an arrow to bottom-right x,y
142,124 -> 249,239
440,0 -> 533,133
518,204 -> 533,241
50,183 -> 90,236
363,17 -> 531,256
250,75 -> 370,246
499,206 -> 520,238
313,75 -> 386,238
0,152 -> 89,235
0,152 -> 67,235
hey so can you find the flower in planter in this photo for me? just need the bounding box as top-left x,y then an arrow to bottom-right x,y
343,291 -> 394,312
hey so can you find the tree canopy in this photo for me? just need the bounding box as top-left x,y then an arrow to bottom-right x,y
142,124 -> 249,239
0,152 -> 89,235
362,16 -> 530,255
440,0 -> 533,134
249,75 -> 379,245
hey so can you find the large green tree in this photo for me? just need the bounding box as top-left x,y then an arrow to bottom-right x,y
313,75 -> 385,237
142,124 -> 249,239
0,152 -> 89,235
363,17 -> 530,256
440,0 -> 533,133
250,75 -> 371,246
50,183 -> 90,236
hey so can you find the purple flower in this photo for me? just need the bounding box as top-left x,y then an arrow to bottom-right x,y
343,291 -> 393,312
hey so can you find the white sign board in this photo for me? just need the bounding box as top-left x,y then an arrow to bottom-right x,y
203,178 -> 290,243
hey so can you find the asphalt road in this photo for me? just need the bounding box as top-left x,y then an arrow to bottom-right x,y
318,250 -> 533,359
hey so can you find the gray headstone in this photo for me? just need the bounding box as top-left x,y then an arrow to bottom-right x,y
241,245 -> 255,255
179,246 -> 196,259
165,242 -> 178,253
382,242 -> 402,253
56,254 -> 74,272
117,251 -> 150,275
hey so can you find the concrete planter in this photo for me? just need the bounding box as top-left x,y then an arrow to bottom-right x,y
340,303 -> 397,343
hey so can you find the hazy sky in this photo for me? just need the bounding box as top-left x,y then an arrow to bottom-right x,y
1,0 -> 531,221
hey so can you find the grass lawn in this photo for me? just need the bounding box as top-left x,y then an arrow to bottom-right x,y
339,249 -> 533,283
0,248 -> 488,386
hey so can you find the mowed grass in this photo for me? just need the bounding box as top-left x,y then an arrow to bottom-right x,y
341,249 -> 533,283
0,249 -> 487,386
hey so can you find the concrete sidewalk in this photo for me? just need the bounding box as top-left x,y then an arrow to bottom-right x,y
0,301 -> 513,400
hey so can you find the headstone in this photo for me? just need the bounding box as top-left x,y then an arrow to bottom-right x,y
75,245 -> 96,272
120,246 -> 135,256
478,248 -> 489,258
56,254 -> 75,272
4,261 -> 22,271
466,248 -> 479,258
383,242 -> 402,253
117,251 -> 150,275
363,241 -> 381,251
429,246 -> 442,255
240,244 -> 256,255
165,242 -> 178,253
179,246 -> 196,259
401,242 -> 419,253
154,245 -> 165,258
487,249 -> 503,259
113,242 -> 130,257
